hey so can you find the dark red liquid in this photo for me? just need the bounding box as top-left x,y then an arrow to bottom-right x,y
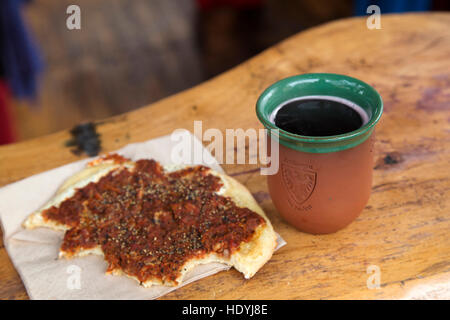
274,98 -> 364,137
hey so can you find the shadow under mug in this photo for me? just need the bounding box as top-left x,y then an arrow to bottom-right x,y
256,73 -> 383,234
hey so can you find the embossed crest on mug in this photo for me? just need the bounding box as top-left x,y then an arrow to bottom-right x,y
281,160 -> 316,208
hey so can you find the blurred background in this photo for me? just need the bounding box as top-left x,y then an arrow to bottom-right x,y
1,0 -> 448,145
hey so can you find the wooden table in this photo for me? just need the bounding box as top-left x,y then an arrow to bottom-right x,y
1,13 -> 449,300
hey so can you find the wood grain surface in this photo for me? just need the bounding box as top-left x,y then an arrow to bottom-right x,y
0,13 -> 449,300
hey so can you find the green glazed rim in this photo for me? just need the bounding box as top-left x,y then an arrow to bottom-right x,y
256,73 -> 383,153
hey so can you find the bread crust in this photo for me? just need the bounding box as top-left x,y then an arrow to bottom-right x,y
23,156 -> 277,287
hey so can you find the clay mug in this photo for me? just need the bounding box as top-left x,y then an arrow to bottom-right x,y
256,73 -> 383,234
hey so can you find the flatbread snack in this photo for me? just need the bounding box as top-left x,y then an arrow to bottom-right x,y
24,154 -> 277,287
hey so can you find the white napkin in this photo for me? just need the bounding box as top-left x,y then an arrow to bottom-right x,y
0,133 -> 286,299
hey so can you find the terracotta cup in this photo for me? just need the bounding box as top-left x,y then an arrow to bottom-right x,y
256,73 -> 383,234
